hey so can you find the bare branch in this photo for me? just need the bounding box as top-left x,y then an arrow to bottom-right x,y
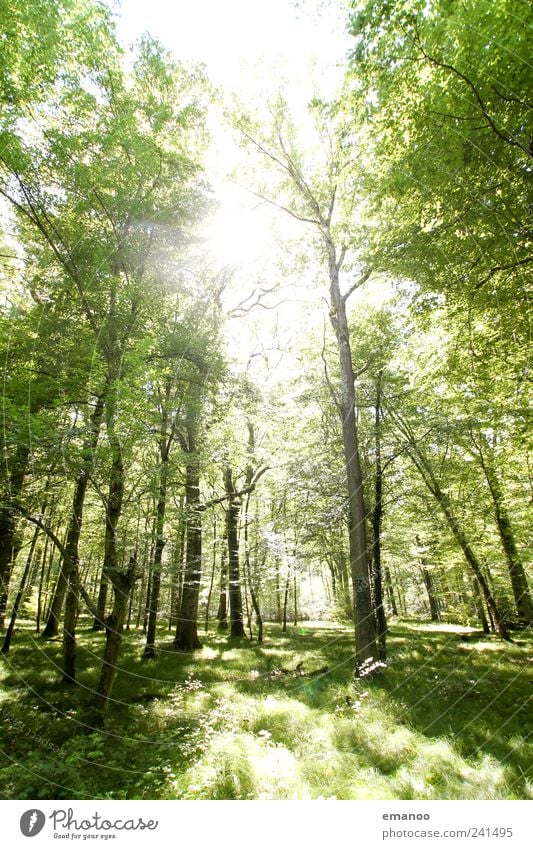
202,466 -> 270,510
341,268 -> 373,303
353,352 -> 375,379
237,182 -> 321,226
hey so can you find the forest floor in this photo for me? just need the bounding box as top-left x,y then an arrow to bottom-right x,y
0,620 -> 531,800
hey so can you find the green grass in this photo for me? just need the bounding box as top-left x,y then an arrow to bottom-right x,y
0,619 -> 531,799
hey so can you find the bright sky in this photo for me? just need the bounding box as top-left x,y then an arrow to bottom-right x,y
112,0 -> 352,263
114,0 -> 350,95
111,1 -> 355,378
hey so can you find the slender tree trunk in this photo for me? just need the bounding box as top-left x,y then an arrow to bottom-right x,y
415,460 -> 510,640
42,564 -> 68,639
95,556 -> 137,721
475,441 -> 533,623
438,495 -> 509,638
173,459 -> 202,651
384,565 -> 399,617
204,516 -> 217,633
275,556 -> 282,624
421,567 -> 441,622
0,443 -> 30,629
217,544 -> 228,630
247,562 -> 264,644
1,523 -> 41,654
327,559 -> 337,603
36,534 -> 49,634
416,535 -> 441,622
143,467 -> 169,658
62,396 -> 105,682
169,503 -> 185,629
472,577 -> 491,634
327,242 -> 379,672
371,371 -> 387,660
144,379 -> 174,657
337,549 -> 351,611
224,467 -> 245,638
282,564 -> 290,633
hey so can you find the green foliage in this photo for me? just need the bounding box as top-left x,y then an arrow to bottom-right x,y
347,0 -> 532,312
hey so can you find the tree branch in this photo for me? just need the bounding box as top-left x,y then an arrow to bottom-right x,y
411,33 -> 532,158
341,268 -> 373,304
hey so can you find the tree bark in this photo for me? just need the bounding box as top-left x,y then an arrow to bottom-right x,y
410,452 -> 510,640
371,370 -> 387,659
42,563 -> 68,639
472,576 -> 491,634
216,544 -> 228,630
1,523 -> 40,654
95,556 -> 137,721
0,443 -> 30,629
416,536 -> 441,622
62,395 -> 105,682
224,467 -> 245,638
327,241 -> 379,672
384,565 -> 399,617
475,438 -> 533,623
282,563 -> 290,633
173,459 -> 202,651
204,516 -> 217,632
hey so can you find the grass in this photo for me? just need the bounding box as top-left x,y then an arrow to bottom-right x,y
0,619 -> 531,799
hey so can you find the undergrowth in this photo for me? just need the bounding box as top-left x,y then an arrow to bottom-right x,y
0,620 -> 531,800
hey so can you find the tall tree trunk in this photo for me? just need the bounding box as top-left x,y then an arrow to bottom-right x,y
472,576 -> 491,634
95,556 -> 137,721
1,523 -> 41,654
99,430 -> 124,608
248,571 -> 263,643
336,549 -> 352,616
416,536 -> 441,622
0,443 -> 30,629
436,489 -> 508,638
42,564 -> 68,639
216,544 -> 228,630
63,395 -> 105,682
293,569 -> 298,626
384,565 -> 399,617
371,370 -> 387,660
169,503 -> 185,629
407,446 -> 510,640
143,465 -> 169,657
327,243 -> 379,672
275,556 -> 282,624
420,566 -> 441,622
36,533 -> 49,634
173,459 -> 202,651
475,438 -> 533,623
224,467 -> 245,638
204,516 -> 217,633
282,563 -> 290,633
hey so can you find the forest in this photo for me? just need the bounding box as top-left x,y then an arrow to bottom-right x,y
0,0 -> 531,801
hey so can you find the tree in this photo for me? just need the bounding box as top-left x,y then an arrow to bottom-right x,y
236,99 -> 381,672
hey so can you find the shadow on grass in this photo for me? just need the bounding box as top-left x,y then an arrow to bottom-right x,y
0,619 -> 531,799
